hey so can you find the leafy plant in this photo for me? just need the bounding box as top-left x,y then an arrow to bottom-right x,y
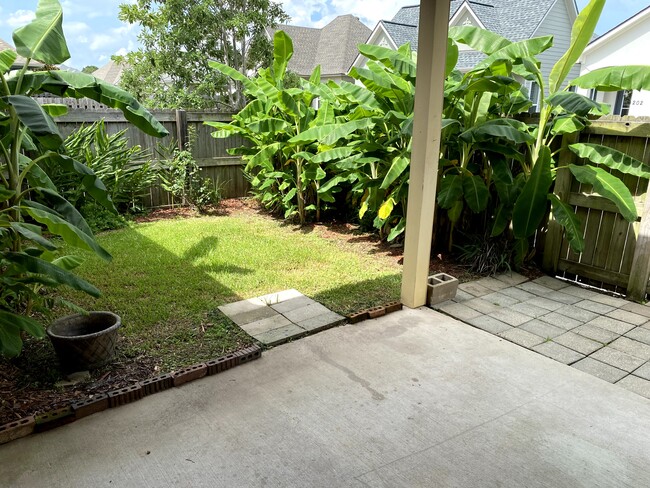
0,0 -> 168,357
455,233 -> 512,276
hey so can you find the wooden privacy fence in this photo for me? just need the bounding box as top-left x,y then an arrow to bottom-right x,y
543,116 -> 650,300
53,107 -> 249,203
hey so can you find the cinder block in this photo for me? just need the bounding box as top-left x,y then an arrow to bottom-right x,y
72,394 -> 109,419
235,345 -> 262,365
0,416 -> 34,445
172,363 -> 207,387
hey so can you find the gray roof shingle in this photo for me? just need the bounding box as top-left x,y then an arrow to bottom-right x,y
93,59 -> 127,85
0,37 -> 44,69
271,15 -> 371,76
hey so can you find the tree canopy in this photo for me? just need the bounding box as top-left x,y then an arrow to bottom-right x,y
118,0 -> 288,110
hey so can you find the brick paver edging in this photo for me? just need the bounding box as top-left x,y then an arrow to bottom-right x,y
347,301 -> 403,324
0,345 -> 262,446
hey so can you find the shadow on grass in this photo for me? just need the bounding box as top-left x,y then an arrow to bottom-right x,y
311,274 -> 402,316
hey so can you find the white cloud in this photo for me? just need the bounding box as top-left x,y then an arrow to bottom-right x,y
89,34 -> 114,51
115,47 -> 128,56
5,9 -> 35,28
64,21 -> 90,36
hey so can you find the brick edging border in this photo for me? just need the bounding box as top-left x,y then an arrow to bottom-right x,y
0,344 -> 262,446
346,301 -> 403,324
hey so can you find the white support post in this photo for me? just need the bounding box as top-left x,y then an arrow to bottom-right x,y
401,0 -> 451,309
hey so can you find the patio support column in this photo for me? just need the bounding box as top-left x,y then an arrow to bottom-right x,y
401,0 -> 451,308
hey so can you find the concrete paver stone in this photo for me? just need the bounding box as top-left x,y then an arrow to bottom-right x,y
463,298 -> 503,314
481,292 -> 520,307
218,297 -> 267,317
585,316 -> 636,335
494,271 -> 528,286
543,291 -> 582,305
516,282 -> 555,296
519,319 -> 566,339
458,282 -> 492,297
509,302 -> 550,319
254,323 -> 306,346
590,347 -> 646,373
468,315 -> 513,335
562,286 -> 602,300
532,276 -> 569,290
489,308 -> 533,327
608,337 -> 650,361
475,277 -> 509,292
241,314 -> 292,336
538,312 -> 584,331
257,289 -> 303,305
632,361 -> 650,381
616,375 -> 650,399
498,287 -> 536,302
606,309 -> 648,326
532,342 -> 584,364
439,302 -> 484,321
572,358 -> 628,384
270,295 -> 316,314
573,323 -> 619,344
498,328 -> 545,349
452,289 -> 474,303
283,302 -> 335,323
554,305 -> 600,324
228,305 -> 278,326
585,293 -> 628,308
298,312 -> 345,333
575,300 -> 616,315
626,327 -> 650,346
621,301 -> 650,319
553,332 -> 604,356
526,297 -> 565,311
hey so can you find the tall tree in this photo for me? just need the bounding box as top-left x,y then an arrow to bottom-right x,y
118,0 -> 288,110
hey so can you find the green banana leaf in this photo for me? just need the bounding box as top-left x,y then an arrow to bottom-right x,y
460,118 -> 534,144
462,175 -> 489,213
0,50 -> 17,73
474,36 -> 553,71
0,311 -> 44,358
9,222 -> 57,250
513,146 -> 554,239
546,91 -> 606,117
6,95 -> 63,150
548,194 -> 585,253
273,31 -> 293,84
570,65 -> 650,92
569,164 -> 637,222
12,0 -> 70,65
549,0 -> 604,93
448,26 -> 511,54
569,143 -> 650,178
358,44 -> 417,79
437,174 -> 464,209
289,119 -> 374,145
380,155 -> 409,190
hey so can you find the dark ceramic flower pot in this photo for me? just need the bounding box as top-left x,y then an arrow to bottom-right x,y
47,312 -> 121,371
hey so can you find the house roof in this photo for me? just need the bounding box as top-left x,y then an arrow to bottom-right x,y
93,59 -> 127,85
584,4 -> 650,55
270,15 -> 371,77
0,37 -> 44,69
384,0 -> 559,48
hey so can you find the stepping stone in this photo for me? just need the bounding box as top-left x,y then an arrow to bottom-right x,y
255,324 -> 306,346
527,297 -> 565,312
271,295 -> 316,314
297,312 -> 345,333
606,309 -> 648,326
625,327 -> 650,346
494,272 -> 528,286
562,286 -> 601,300
241,314 -> 292,336
468,316 -> 512,335
632,362 -> 650,381
608,337 -> 650,361
283,302 -> 332,323
498,328 -> 545,349
575,300 -> 616,315
544,291 -> 582,305
588,293 -> 628,308
519,319 -> 566,339
586,316 -> 636,336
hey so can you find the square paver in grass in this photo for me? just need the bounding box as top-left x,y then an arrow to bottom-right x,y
468,315 -> 513,335
573,323 -> 619,344
517,282 -> 555,297
625,327 -> 650,346
608,337 -> 650,361
616,375 -> 650,399
438,302 -> 483,321
585,316 -> 636,336
254,323 -> 306,346
555,305 -> 600,324
241,314 -> 292,336
532,276 -> 570,291
572,358 -> 628,383
298,312 -> 345,333
538,312 -> 584,331
553,332 -> 604,356
482,292 -> 520,308
632,362 -> 650,381
575,300 -> 616,315
532,342 -> 584,365
488,308 -> 532,327
590,347 -> 646,373
458,282 -> 492,298
270,295 -> 315,314
621,302 -> 650,319
606,309 -> 648,326
527,297 -> 565,312
463,298 -> 502,314
283,302 -> 334,323
498,328 -> 545,349
494,272 -> 528,286
519,319 -> 567,339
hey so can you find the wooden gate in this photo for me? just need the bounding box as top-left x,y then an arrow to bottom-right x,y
543,116 -> 650,300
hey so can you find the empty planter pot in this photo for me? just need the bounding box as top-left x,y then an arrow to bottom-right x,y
47,312 -> 121,371
427,273 -> 459,306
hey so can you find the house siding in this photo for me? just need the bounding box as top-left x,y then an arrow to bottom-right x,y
534,0 -> 581,94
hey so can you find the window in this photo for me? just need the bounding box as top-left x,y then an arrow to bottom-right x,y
529,82 -> 540,113
614,90 -> 633,116
588,88 -> 598,101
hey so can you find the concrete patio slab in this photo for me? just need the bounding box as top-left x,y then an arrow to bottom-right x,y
3,308 -> 650,487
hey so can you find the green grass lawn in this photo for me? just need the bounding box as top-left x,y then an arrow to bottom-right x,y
61,211 -> 402,370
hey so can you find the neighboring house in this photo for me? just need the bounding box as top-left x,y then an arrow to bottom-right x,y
577,5 -> 650,117
353,1 -> 581,109
0,38 -> 44,71
93,58 -> 128,85
268,15 -> 371,83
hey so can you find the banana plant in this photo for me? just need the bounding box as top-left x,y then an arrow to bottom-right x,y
208,31 -> 373,224
0,0 -> 168,357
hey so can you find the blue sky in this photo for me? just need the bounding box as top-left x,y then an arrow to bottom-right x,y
0,0 -> 647,70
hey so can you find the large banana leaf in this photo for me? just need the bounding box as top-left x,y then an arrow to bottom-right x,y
6,95 -> 62,149
551,116 -> 586,136
570,65 -> 650,92
208,60 -> 263,98
437,174 -> 464,209
448,26 -> 511,54
0,50 -> 17,73
569,164 -> 637,222
459,118 -> 534,144
546,92 -> 605,117
462,175 -> 489,213
335,82 -> 381,109
0,311 -> 44,358
569,143 -> 650,179
446,38 -> 459,77
474,36 -> 554,71
358,44 -> 417,79
380,155 -> 409,190
312,147 -> 355,164
10,222 -> 57,250
289,119 -> 374,145
248,118 -> 290,134
12,0 -> 70,65
549,0 -> 604,93
548,194 -> 585,253
35,187 -> 94,236
272,31 -> 293,84
513,146 -> 554,239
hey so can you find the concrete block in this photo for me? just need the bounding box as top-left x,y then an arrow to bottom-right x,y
172,363 -> 208,387
367,306 -> 386,319
532,276 -> 569,290
621,301 -> 650,318
585,316 -> 636,335
519,319 -> 566,339
499,287 -> 536,302
107,384 -> 143,408
606,309 -> 648,326
347,310 -> 368,324
139,374 -> 174,396
72,394 -> 109,419
489,308 -> 531,327
553,332 -> 603,356
573,323 -> 619,344
254,323 -> 305,346
0,416 -> 34,445
575,300 -> 615,315
427,273 -> 459,305
34,407 -> 75,433
467,316 -> 513,335
608,337 -> 650,361
554,305 -> 600,324
241,314 -> 291,336
516,282 -> 555,296
538,312 -> 583,331
384,301 -> 402,314
590,347 -> 646,373
572,358 -> 628,384
625,327 -> 650,346
532,342 -> 584,364
498,328 -> 545,349
617,375 -> 650,399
